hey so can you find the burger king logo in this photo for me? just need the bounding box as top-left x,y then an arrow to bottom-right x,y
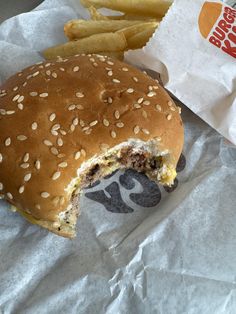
198,1 -> 236,58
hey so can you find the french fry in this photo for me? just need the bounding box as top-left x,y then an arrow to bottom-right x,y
127,27 -> 158,49
43,32 -> 127,60
88,7 -> 158,22
117,22 -> 158,42
97,51 -> 124,60
64,19 -> 147,40
80,0 -> 173,18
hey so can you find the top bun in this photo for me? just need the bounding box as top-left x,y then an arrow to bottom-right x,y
0,54 -> 184,237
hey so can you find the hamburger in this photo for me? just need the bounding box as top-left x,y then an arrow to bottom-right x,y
0,54 -> 184,238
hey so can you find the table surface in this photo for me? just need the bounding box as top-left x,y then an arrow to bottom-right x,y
0,0 -> 43,24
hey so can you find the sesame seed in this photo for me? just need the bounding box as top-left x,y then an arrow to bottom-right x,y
45,63 -> 51,67
50,147 -> 59,155
24,173 -> 31,182
75,151 -> 81,160
156,105 -> 162,111
70,124 -> 75,132
52,171 -> 61,180
30,92 -> 38,97
13,87 -> 18,91
23,153 -> 29,162
73,66 -> 80,72
127,88 -> 134,94
134,103 -> 141,109
51,130 -> 58,136
52,196 -> 60,205
0,153 -> 2,162
85,129 -> 92,135
52,72 -> 57,78
148,85 -> 153,91
143,100 -> 151,106
133,125 -> 140,134
18,103 -> 24,110
108,71 -> 113,76
178,106 -> 182,114
31,122 -> 38,130
142,128 -> 150,135
114,110 -> 120,119
52,124 -> 60,131
153,85 -> 159,90
113,79 -> 120,83
133,77 -> 138,82
76,105 -> 84,110
46,70 -> 51,76
57,138 -> 63,146
154,136 -> 162,142
23,82 -> 27,87
73,118 -> 79,126
18,96 -> 24,103
76,92 -> 84,98
60,67 -> 65,71
108,97 -> 113,104
168,101 -> 173,107
143,71 -> 147,75
107,61 -> 114,65
60,130 -> 66,135
49,113 -> 56,122
0,183 -> 3,190
32,71 -> 39,77
90,120 -> 98,127
111,130 -> 117,138
81,149 -> 86,157
147,91 -> 156,97
7,192 -> 13,200
122,67 -> 128,72
79,120 -> 85,127
170,106 -> 176,111
137,97 -> 144,104
6,110 -> 15,115
13,94 -> 20,102
27,75 -> 32,80
93,63 -> 98,67
58,162 -> 67,168
35,160 -> 40,170
116,122 -> 124,128
20,163 -> 29,169
106,67 -> 112,71
5,138 -> 11,146
142,110 -> 148,119
41,192 -> 50,198
103,119 -> 109,127
39,93 -> 48,98
44,139 -> 53,146
0,109 -> 6,115
167,114 -> 172,121
68,104 -> 76,111
35,204 -> 41,209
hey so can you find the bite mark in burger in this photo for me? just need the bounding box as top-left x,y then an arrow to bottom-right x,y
0,54 -> 184,238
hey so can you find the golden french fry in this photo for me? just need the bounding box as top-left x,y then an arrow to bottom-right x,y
64,19 -> 147,40
98,51 -> 124,60
127,26 -> 158,49
80,0 -> 173,18
43,32 -> 127,60
117,22 -> 158,40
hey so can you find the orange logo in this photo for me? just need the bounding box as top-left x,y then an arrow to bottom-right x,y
198,2 -> 236,58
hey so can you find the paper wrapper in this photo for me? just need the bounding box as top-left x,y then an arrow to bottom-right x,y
0,1 -> 236,313
126,0 -> 236,146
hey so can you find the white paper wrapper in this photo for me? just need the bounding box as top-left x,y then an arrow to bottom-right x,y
126,0 -> 236,146
0,1 -> 236,313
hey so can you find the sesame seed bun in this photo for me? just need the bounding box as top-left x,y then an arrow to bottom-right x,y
0,54 -> 184,238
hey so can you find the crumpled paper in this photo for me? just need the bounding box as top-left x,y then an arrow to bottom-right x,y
0,1 -> 236,313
